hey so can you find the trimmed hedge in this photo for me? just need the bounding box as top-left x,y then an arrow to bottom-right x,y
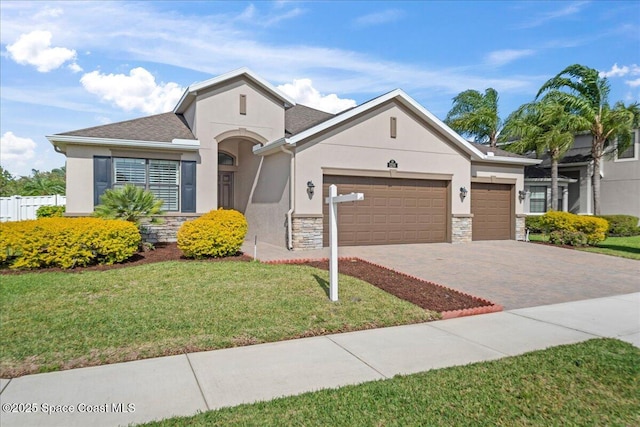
539,211 -> 608,246
177,209 -> 248,258
0,217 -> 140,269
595,215 -> 640,237
36,205 -> 65,218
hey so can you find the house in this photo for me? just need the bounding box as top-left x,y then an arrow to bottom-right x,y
522,129 -> 640,218
47,68 -> 539,249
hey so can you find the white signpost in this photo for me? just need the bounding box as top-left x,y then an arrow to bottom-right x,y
325,184 -> 364,301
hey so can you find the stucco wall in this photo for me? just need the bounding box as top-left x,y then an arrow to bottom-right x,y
601,144 -> 640,217
293,101 -> 471,217
243,151 -> 291,247
192,77 -> 286,213
65,145 -> 110,214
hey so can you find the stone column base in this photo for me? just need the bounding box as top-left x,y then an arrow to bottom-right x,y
141,215 -> 200,243
292,215 -> 323,250
452,214 -> 473,243
516,215 -> 527,241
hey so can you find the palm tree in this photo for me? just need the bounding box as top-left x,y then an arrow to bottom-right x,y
445,88 -> 502,147
94,184 -> 165,229
21,170 -> 65,196
501,95 -> 587,210
536,64 -> 639,214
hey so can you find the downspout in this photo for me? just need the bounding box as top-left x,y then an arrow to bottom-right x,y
280,145 -> 295,250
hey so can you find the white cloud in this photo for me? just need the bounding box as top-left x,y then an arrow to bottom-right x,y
80,67 -> 185,114
599,63 -> 640,78
0,132 -> 37,166
6,30 -> 77,72
353,9 -> 403,28
486,49 -> 535,67
277,79 -> 356,114
518,1 -> 590,29
68,62 -> 83,73
625,78 -> 640,88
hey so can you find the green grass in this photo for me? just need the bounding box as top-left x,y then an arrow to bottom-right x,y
142,339 -> 640,427
580,235 -> 640,260
529,233 -> 640,260
0,261 -> 436,377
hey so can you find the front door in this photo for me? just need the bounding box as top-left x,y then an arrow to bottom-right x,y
218,172 -> 233,209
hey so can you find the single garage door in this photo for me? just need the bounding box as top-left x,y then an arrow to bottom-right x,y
322,175 -> 448,246
471,182 -> 513,240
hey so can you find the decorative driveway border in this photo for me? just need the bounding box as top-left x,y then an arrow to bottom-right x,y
265,257 -> 503,319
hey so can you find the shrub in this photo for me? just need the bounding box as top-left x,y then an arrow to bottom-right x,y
540,211 -> 608,246
549,230 -> 588,247
595,215 -> 640,237
36,205 -> 65,218
94,184 -> 164,229
525,215 -> 546,233
178,209 -> 248,258
0,217 -> 140,269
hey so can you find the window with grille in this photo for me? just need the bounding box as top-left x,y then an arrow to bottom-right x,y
529,186 -> 547,213
113,158 -> 180,211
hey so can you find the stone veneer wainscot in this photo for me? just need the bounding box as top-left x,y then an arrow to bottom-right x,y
292,215 -> 323,250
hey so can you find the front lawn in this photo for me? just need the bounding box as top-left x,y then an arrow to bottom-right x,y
529,234 -> 640,260
142,339 -> 640,426
0,262 -> 437,377
580,235 -> 640,260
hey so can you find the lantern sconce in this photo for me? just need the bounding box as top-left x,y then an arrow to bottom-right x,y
518,190 -> 526,202
307,181 -> 315,196
460,186 -> 468,200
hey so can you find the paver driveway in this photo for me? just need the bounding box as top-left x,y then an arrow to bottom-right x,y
248,240 -> 639,310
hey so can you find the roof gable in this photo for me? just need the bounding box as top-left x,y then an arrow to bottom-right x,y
174,67 -> 296,114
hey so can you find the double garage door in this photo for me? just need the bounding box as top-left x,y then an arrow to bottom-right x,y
322,176 -> 514,246
322,175 -> 449,246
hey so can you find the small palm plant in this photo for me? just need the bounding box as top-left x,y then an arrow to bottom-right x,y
94,184 -> 165,229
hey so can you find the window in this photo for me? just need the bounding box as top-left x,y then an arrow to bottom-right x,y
113,158 -> 180,211
218,152 -> 235,165
529,186 -> 547,213
617,132 -> 636,160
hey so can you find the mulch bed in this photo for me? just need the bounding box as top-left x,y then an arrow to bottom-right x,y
2,243 -> 498,315
286,258 -> 495,313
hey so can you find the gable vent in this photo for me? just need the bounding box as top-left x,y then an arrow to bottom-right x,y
390,117 -> 397,138
240,94 -> 247,115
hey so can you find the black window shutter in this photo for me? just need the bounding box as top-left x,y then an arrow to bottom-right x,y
181,161 -> 196,213
94,156 -> 112,206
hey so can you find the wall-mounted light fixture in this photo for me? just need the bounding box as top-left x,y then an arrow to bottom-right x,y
307,181 -> 315,196
460,187 -> 468,200
518,190 -> 526,202
387,159 -> 398,168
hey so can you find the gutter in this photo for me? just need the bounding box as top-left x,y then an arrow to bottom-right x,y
280,145 -> 295,251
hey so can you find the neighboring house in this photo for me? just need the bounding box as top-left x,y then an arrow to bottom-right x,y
523,128 -> 640,218
48,68 -> 539,249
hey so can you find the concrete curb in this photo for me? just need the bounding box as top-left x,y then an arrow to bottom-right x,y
264,257 -> 503,318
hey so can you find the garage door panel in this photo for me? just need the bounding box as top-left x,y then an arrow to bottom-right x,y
471,183 -> 513,241
323,175 -> 448,246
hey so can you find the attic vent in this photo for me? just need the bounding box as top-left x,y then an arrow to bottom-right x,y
390,117 -> 397,138
240,94 -> 247,115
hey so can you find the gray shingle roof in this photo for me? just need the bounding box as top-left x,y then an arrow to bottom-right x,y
285,104 -> 334,137
527,145 -> 593,167
57,112 -> 195,142
471,143 -> 526,158
525,165 -> 573,180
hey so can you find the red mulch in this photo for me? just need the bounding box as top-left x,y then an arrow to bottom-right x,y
2,243 -> 494,314
296,258 -> 493,313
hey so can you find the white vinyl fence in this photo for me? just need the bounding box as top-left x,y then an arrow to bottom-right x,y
0,195 -> 66,222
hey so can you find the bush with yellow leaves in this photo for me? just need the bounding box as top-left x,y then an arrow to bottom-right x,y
0,217 -> 140,269
542,211 -> 608,246
177,209 -> 248,258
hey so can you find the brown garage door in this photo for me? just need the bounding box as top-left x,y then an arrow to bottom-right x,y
322,175 -> 449,246
471,183 -> 513,240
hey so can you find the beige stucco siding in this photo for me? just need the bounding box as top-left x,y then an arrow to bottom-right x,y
192,77 -> 286,213
293,101 -> 471,216
243,151 -> 291,246
65,145 -> 110,214
471,163 -> 525,215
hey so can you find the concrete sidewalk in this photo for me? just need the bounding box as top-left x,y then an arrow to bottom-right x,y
1,292 -> 638,427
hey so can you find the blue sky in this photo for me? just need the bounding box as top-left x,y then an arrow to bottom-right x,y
1,0 -> 639,177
